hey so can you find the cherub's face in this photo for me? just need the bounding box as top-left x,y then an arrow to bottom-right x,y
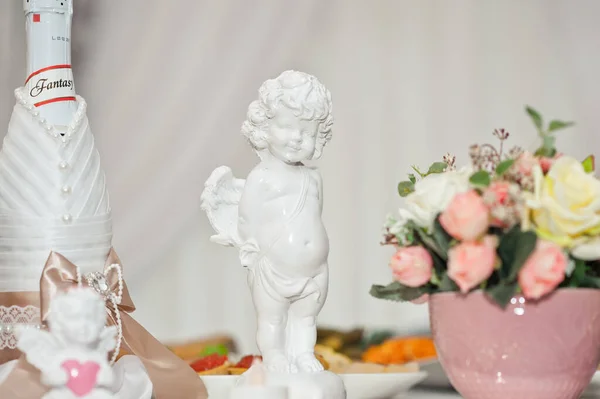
266,107 -> 319,164
56,303 -> 105,346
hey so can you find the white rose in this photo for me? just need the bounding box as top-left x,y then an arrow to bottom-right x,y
399,167 -> 471,229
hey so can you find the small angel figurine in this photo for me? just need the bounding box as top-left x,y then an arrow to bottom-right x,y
17,287 -> 118,399
202,70 -> 333,374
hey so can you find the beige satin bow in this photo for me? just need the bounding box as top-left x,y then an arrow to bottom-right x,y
0,249 -> 208,399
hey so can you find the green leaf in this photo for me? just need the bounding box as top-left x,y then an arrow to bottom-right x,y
569,258 -> 587,287
430,251 -> 447,277
548,120 -> 575,132
496,159 -> 515,176
469,170 -> 491,187
369,281 -> 429,302
534,145 -> 556,157
431,216 -> 451,257
509,232 -> 537,280
430,270 -> 441,286
486,282 -> 518,308
526,106 -> 543,131
408,173 -> 417,184
411,165 -> 425,177
413,227 -> 445,259
582,155 -> 595,173
542,135 -> 556,151
581,275 -> 600,289
439,273 -> 459,292
497,226 -> 537,281
397,181 -> 415,197
200,344 -> 229,356
427,162 -> 447,175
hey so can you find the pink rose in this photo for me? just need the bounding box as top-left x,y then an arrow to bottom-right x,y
439,190 -> 490,241
389,246 -> 433,287
539,153 -> 562,173
486,181 -> 511,205
518,240 -> 567,299
516,152 -> 538,176
447,236 -> 498,293
483,181 -> 514,228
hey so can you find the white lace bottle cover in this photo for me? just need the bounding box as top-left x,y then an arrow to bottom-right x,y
0,88 -> 112,362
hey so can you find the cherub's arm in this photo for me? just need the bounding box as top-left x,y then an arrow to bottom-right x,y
238,167 -> 273,239
40,364 -> 69,388
317,171 -> 324,215
310,168 -> 324,215
96,360 -> 115,388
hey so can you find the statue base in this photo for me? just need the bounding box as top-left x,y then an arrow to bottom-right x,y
236,368 -> 346,399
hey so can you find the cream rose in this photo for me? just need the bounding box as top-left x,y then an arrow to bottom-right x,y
398,167 -> 471,229
525,156 -> 600,260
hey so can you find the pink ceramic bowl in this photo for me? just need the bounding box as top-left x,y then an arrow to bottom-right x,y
429,289 -> 600,399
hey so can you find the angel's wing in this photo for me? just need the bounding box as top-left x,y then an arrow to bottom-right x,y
200,166 -> 245,247
98,325 -> 118,353
16,327 -> 61,370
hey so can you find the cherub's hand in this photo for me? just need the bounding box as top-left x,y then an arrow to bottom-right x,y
96,364 -> 115,388
41,368 -> 68,387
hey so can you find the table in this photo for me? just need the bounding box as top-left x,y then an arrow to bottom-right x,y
407,388 -> 600,398
409,388 -> 459,398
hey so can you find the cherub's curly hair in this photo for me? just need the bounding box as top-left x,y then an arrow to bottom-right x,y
241,70 -> 333,159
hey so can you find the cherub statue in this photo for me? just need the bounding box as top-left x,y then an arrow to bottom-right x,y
17,287 -> 118,399
201,70 -> 333,374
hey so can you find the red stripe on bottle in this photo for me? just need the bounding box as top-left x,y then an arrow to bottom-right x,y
34,96 -> 77,107
33,14 -> 40,23
25,65 -> 72,85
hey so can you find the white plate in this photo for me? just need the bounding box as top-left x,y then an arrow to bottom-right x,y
340,372 -> 427,399
417,359 -> 453,389
201,372 -> 427,399
200,375 -> 236,398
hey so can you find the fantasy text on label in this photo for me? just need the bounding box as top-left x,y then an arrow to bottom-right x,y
30,78 -> 74,98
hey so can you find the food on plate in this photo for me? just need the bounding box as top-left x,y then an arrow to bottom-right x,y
314,344 -> 420,374
190,353 -> 230,375
314,344 -> 353,373
228,355 -> 262,375
317,327 -> 364,354
184,331 -> 433,376
362,336 -> 436,365
166,334 -> 237,361
342,361 -> 419,374
316,327 -> 400,360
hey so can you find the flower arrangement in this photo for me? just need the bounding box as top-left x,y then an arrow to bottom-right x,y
371,107 -> 600,307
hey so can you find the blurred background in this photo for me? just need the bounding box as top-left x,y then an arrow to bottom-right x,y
1,0 -> 599,354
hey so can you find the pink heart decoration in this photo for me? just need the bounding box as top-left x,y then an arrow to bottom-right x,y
61,360 -> 101,397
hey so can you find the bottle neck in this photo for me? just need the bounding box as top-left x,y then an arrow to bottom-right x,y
24,4 -> 77,128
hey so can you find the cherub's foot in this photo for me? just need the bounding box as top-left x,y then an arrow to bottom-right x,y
263,351 -> 291,373
295,352 -> 324,373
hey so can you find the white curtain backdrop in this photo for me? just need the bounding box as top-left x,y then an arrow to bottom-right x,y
1,0 -> 600,353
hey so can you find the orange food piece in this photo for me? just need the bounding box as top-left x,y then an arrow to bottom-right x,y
315,353 -> 329,370
191,354 -> 229,373
234,355 -> 262,369
228,367 -> 248,375
362,337 -> 436,365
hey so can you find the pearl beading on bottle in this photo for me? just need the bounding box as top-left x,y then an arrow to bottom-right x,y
14,87 -> 90,226
14,88 -> 87,144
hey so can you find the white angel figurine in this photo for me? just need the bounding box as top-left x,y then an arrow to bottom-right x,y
17,287 -> 118,399
201,70 -> 333,373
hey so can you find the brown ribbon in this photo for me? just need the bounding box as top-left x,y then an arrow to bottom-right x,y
0,249 -> 208,399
